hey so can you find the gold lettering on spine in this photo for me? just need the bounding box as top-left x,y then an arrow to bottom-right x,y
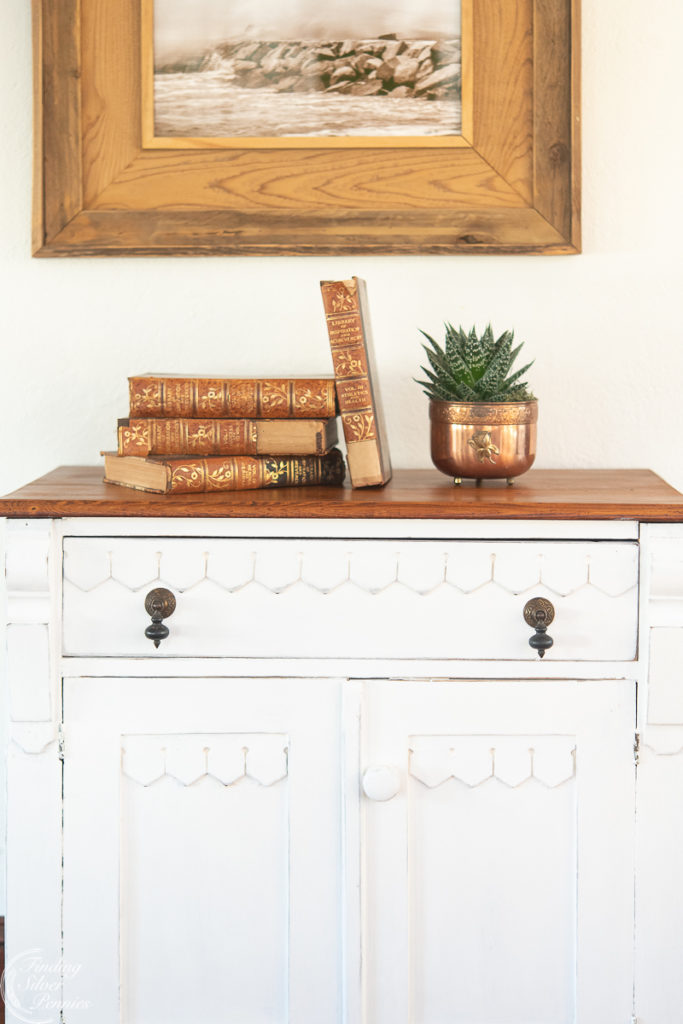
320,277 -> 391,487
322,282 -> 378,453
336,379 -> 373,410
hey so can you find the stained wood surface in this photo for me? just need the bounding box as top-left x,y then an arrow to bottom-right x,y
1,467 -> 682,521
474,0 -> 533,204
32,0 -> 580,255
37,209 -> 568,258
35,0 -> 82,244
81,0 -> 139,205
94,150 -> 525,212
534,0 -> 580,246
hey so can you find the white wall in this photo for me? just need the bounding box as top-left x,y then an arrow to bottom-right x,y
2,0 -> 683,497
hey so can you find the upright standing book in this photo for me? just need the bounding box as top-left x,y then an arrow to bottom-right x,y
320,277 -> 392,487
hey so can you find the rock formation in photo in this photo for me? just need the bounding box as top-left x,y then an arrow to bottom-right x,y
158,37 -> 461,102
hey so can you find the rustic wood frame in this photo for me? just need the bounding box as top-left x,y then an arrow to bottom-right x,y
32,0 -> 580,256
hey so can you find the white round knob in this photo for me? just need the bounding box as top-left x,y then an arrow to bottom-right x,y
362,765 -> 401,801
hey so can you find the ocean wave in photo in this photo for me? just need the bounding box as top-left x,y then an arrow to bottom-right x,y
154,38 -> 461,138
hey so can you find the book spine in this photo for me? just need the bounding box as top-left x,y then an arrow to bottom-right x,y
162,450 -> 345,493
128,378 -> 337,419
119,419 -> 259,457
320,278 -> 392,487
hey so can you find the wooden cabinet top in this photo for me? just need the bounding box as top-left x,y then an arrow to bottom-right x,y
0,466 -> 682,521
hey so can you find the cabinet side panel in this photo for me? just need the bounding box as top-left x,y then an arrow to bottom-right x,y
5,745 -> 62,1024
636,746 -> 683,1021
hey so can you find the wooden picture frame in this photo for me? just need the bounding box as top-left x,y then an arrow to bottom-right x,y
32,0 -> 580,256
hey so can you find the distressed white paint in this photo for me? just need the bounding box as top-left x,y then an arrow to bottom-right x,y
361,679 -> 636,1024
5,515 -> 683,1022
647,629 -> 683,725
62,537 -> 639,661
636,740 -> 683,1022
4,743 -> 62,1024
61,517 -> 641,541
634,526 -> 683,1023
4,521 -> 58,754
63,676 -> 342,1024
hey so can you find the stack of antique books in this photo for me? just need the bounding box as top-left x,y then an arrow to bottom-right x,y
103,276 -> 392,493
102,374 -> 345,493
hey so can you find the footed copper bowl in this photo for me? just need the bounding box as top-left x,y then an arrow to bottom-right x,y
430,399 -> 538,484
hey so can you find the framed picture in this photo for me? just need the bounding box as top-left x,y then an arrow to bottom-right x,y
143,0 -> 465,147
32,0 -> 579,256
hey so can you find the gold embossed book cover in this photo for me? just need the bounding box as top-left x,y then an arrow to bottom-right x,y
103,450 -> 345,493
129,376 -> 338,419
118,417 -> 338,457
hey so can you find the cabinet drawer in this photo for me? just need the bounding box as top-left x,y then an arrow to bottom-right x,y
62,537 -> 639,661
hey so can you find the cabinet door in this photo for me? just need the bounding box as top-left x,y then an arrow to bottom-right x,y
358,679 -> 636,1024
62,677 -> 342,1024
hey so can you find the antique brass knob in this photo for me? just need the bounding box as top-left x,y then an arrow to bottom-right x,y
523,597 -> 555,658
144,587 -> 176,648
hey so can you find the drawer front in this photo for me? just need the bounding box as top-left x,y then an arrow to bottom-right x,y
62,538 -> 639,661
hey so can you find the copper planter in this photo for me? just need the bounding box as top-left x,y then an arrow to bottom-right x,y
430,399 -> 538,484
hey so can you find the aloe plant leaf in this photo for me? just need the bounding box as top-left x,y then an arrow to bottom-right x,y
480,323 -> 495,359
422,343 -> 473,391
443,322 -> 460,363
418,329 -> 439,349
477,333 -> 514,394
464,325 -> 487,379
418,365 -> 450,391
501,360 -> 534,390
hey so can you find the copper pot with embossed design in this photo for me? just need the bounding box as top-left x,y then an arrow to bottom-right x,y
430,399 -> 538,485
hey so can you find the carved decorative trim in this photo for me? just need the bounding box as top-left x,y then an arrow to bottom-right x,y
63,540 -> 639,600
410,736 -> 576,789
122,734 -> 289,787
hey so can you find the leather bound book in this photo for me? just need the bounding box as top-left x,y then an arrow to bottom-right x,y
320,277 -> 392,488
128,376 -> 338,419
118,417 -> 339,457
103,450 -> 346,494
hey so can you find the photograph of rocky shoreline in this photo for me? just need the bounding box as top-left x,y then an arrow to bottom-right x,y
153,0 -> 461,138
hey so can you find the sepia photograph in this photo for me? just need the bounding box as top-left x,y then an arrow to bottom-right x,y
152,0 -> 462,138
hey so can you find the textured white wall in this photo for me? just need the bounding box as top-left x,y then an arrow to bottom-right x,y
1,1 -> 683,496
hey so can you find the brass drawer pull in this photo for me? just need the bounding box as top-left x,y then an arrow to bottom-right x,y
144,588 -> 176,648
523,597 -> 555,658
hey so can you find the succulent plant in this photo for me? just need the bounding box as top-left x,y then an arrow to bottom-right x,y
417,323 -> 535,403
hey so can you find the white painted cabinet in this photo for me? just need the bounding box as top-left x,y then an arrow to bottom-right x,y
4,513 -> 683,1024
